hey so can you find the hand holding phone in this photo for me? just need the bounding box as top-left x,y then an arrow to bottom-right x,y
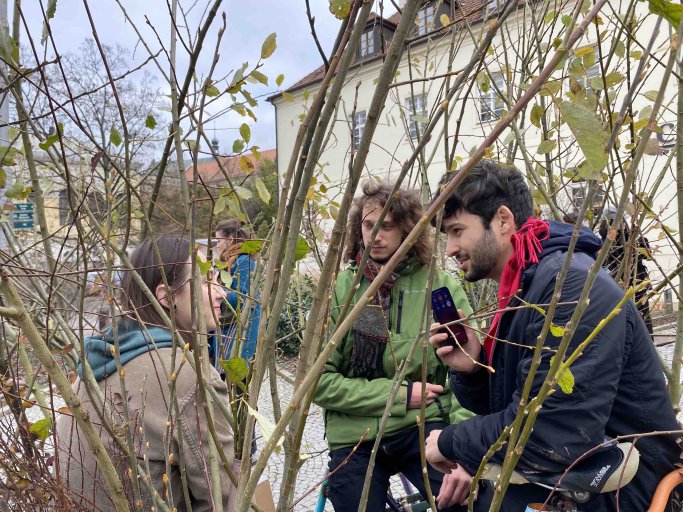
431,287 -> 468,349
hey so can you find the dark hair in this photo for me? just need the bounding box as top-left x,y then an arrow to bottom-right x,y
435,160 -> 533,230
121,235 -> 191,330
344,180 -> 432,266
215,218 -> 251,241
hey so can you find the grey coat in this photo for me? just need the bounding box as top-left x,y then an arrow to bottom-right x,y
56,347 -> 237,511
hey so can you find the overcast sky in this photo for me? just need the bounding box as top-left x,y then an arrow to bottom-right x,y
17,0 -> 398,153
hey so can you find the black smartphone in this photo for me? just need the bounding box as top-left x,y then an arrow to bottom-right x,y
431,287 -> 468,348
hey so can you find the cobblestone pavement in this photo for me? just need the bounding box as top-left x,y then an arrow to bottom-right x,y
255,369 -> 331,511
8,341 -> 682,511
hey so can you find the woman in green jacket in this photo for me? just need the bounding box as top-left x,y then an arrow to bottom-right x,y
314,181 -> 474,511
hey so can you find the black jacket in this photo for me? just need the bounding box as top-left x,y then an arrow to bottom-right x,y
438,221 -> 679,510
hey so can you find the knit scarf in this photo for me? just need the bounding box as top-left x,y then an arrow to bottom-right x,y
484,217 -> 550,359
349,252 -> 403,378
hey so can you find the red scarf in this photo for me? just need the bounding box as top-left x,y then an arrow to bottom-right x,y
484,217 -> 550,359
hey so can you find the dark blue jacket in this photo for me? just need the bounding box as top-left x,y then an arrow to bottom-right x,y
438,221 -> 679,510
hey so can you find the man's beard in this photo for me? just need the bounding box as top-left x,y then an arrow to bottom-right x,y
463,228 -> 500,282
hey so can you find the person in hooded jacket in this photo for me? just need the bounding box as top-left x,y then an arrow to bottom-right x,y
314,181 -> 475,512
56,235 -> 236,512
598,208 -> 654,336
424,160 -> 680,511
212,218 -> 261,363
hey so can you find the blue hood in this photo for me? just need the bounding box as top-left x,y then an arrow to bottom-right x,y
538,220 -> 602,260
78,321 -> 175,381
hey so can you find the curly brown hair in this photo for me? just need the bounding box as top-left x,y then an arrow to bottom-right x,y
344,180 -> 432,266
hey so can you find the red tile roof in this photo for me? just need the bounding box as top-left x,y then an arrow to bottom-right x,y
277,0 -> 488,95
184,148 -> 276,185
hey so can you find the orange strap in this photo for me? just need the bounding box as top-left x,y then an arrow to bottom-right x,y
647,468 -> 683,512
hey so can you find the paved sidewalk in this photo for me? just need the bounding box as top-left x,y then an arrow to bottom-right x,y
255,369 -> 331,511
9,340 -> 682,511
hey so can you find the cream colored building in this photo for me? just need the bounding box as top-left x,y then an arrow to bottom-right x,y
270,0 -> 680,293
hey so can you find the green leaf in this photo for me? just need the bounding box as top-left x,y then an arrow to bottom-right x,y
109,126 -> 122,147
38,123 -> 63,151
530,104 -> 544,128
550,356 -> 575,394
574,45 -> 594,58
648,0 -> 682,29
544,10 -> 556,24
229,62 -> 249,90
0,146 -> 21,166
614,40 -> 625,58
29,418 -> 52,441
204,82 -> 220,97
561,14 -> 572,26
531,187 -> 548,206
5,182 -> 32,200
476,71 -> 490,93
558,100 -> 609,175
254,176 -> 271,204
282,91 -> 294,102
240,123 -> 251,144
261,33 -> 277,59
213,195 -> 227,215
604,71 -> 624,88
232,139 -> 245,154
251,70 -> 268,85
241,89 -> 258,107
233,185 -> 252,200
276,74 -> 285,87
549,323 -> 565,337
582,50 -> 595,69
588,76 -> 603,92
0,168 -> 7,189
241,240 -> 263,255
220,269 -> 232,288
539,80 -> 562,97
219,357 -> 249,392
195,255 -> 212,275
145,115 -> 156,129
294,236 -> 311,261
537,139 -> 557,154
638,104 -> 653,121
329,0 -> 352,19
41,0 -> 57,45
239,155 -> 255,173
643,90 -> 659,101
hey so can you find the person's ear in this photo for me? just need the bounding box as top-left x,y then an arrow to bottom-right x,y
156,283 -> 172,310
497,205 -> 516,235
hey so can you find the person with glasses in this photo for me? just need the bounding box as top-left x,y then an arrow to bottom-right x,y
56,235 -> 236,511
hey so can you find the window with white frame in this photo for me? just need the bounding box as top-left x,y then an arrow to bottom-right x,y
359,30 -> 375,58
416,4 -> 435,35
406,93 -> 428,139
479,73 -> 506,122
577,64 -> 600,95
352,110 -> 367,150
